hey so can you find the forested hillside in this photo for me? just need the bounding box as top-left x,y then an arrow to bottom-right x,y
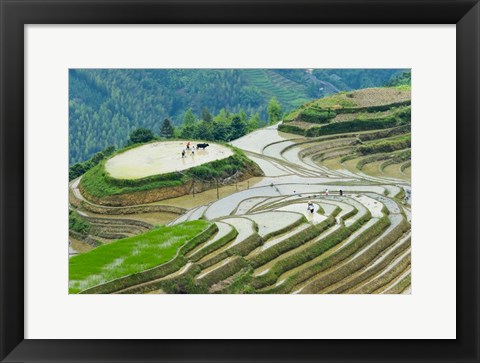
311,69 -> 405,91
69,69 -> 406,164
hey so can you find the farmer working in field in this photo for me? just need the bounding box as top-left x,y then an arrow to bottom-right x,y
307,200 -> 314,214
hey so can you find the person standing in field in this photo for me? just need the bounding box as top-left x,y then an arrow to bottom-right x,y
307,201 -> 314,214
324,189 -> 329,196
339,189 -> 343,196
181,149 -> 186,158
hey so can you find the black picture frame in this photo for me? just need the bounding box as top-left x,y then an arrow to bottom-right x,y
1,1 -> 479,362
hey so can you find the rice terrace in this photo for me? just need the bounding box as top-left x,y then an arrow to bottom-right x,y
69,69 -> 412,294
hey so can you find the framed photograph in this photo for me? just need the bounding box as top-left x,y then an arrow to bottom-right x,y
1,0 -> 478,362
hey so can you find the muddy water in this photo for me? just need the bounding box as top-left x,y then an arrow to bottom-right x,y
204,186 -> 282,220
234,197 -> 268,215
230,125 -> 294,153
277,203 -> 327,225
191,222 -> 233,255
156,177 -> 264,210
263,140 -> 296,159
367,193 -> 402,214
82,211 -> 178,226
69,237 -> 94,255
106,141 -> 233,179
254,224 -> 343,278
259,223 -> 310,251
247,154 -> 291,177
220,218 -> 255,247
351,194 -> 384,218
281,144 -> 327,174
245,211 -> 304,238
251,196 -> 288,211
254,175 -> 336,187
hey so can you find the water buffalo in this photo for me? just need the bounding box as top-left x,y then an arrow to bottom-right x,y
197,143 -> 210,150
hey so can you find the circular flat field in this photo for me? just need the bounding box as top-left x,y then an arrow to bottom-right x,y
105,141 -> 233,179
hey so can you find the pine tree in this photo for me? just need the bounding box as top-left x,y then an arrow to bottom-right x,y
128,128 -> 155,145
183,108 -> 196,127
267,97 -> 283,125
194,121 -> 213,140
239,109 -> 248,123
229,115 -> 247,140
160,118 -> 174,139
247,113 -> 263,132
180,124 -> 195,139
201,107 -> 213,123
212,120 -> 230,142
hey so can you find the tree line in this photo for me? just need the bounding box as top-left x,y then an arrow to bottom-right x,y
134,99 -> 282,144
70,69 -> 297,164
68,100 -> 282,181
69,69 -> 404,164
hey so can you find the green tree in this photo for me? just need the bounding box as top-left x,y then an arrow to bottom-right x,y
212,120 -> 230,142
183,108 -> 196,127
194,121 -> 213,140
128,128 -> 155,145
160,118 -> 174,139
229,115 -> 247,140
180,124 -> 195,139
201,107 -> 213,123
213,108 -> 229,123
103,145 -> 116,156
239,109 -> 248,123
247,113 -> 263,132
386,71 -> 411,87
267,97 -> 283,125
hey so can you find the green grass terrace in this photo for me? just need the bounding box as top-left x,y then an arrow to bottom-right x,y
69,220 -> 212,293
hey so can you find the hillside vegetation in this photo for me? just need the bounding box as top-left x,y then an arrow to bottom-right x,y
280,87 -> 411,137
69,220 -> 212,293
69,69 -> 406,163
79,144 -> 263,205
69,84 -> 412,295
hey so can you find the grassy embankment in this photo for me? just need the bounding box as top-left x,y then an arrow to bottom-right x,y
279,87 -> 411,137
80,145 -> 262,200
69,210 -> 90,236
69,220 -> 210,293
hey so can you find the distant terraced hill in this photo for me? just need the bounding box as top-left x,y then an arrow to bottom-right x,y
242,69 -> 311,108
